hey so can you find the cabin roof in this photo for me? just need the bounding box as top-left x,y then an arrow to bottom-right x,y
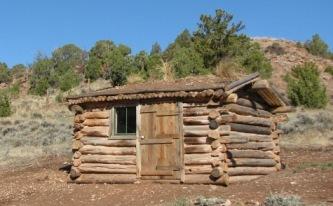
67,72 -> 290,108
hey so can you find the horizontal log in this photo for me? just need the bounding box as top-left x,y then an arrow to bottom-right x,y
183,125 -> 230,138
231,114 -> 273,127
227,150 -> 276,159
80,137 -> 136,147
224,104 -> 272,118
81,126 -> 109,137
74,114 -> 85,123
79,163 -> 136,174
185,144 -> 212,154
225,72 -> 260,91
214,114 -> 235,125
81,155 -> 136,165
73,159 -> 81,167
184,136 -> 210,145
80,145 -> 136,155
185,165 -> 212,174
184,174 -> 229,186
72,140 -> 83,150
74,123 -> 84,131
74,174 -> 137,184
229,123 -> 272,135
70,167 -> 81,179
220,136 -> 248,144
70,105 -> 84,114
83,111 -> 110,119
226,142 -> 275,151
183,116 -> 209,125
227,158 -> 277,167
228,175 -> 263,183
228,167 -> 277,176
73,151 -> 82,159
228,132 -> 273,142
74,131 -> 84,140
236,98 -> 268,110
271,106 -> 295,114
225,93 -> 238,103
185,154 -> 220,165
183,108 -> 210,117
83,119 -> 109,126
208,110 -> 220,120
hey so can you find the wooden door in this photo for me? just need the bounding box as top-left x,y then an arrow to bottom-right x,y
139,102 -> 182,180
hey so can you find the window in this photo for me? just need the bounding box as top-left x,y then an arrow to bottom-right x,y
113,106 -> 136,136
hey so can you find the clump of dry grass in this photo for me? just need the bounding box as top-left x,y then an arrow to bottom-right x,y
278,106 -> 333,148
127,73 -> 145,84
214,59 -> 245,80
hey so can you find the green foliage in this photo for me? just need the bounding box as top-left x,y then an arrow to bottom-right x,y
0,62 -> 10,83
193,9 -> 245,68
264,194 -> 302,206
133,51 -> 163,80
10,64 -> 27,79
324,65 -> 333,76
55,92 -> 64,103
265,42 -> 286,55
150,42 -> 161,55
171,46 -> 206,78
29,55 -> 53,95
51,44 -> 84,91
86,40 -> 133,85
240,42 -> 273,78
58,68 -> 80,91
285,62 -> 328,108
0,93 -> 11,117
305,34 -> 331,58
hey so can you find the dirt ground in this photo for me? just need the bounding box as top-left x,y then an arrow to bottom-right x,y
0,148 -> 332,206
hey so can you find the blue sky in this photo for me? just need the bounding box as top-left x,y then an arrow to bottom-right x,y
0,0 -> 332,67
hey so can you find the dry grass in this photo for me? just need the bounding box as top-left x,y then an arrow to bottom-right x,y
214,59 -> 245,80
0,93 -> 73,169
279,105 -> 333,148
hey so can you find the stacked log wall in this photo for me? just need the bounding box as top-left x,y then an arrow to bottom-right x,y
182,92 -> 281,184
223,93 -> 281,182
70,109 -> 137,184
182,103 -> 229,186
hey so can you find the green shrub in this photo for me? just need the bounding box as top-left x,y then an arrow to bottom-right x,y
264,194 -> 302,206
265,42 -> 286,55
0,62 -> 11,83
58,69 -> 80,91
285,62 -> 328,108
55,92 -> 64,103
324,65 -> 333,76
305,34 -> 331,58
0,93 -> 11,117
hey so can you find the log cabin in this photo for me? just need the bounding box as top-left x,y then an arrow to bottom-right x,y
66,72 -> 292,185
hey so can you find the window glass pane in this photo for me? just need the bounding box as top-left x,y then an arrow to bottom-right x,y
127,107 -> 136,133
115,107 -> 126,134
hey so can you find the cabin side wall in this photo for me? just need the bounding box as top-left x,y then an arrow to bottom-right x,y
182,92 -> 281,184
70,107 -> 137,183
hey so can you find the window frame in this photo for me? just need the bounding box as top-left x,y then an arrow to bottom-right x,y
110,105 -> 138,140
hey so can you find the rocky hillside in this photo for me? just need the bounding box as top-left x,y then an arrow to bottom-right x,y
254,38 -> 333,101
